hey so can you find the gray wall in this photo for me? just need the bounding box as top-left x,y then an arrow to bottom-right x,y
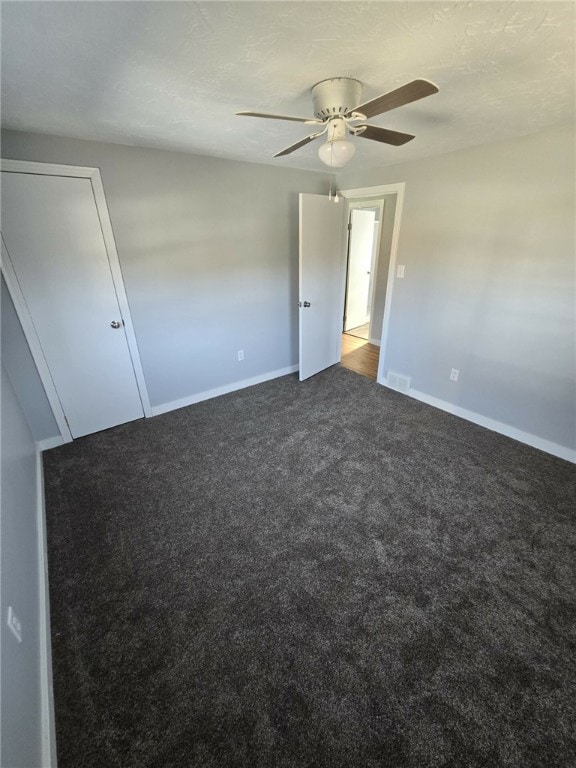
0,365 -> 43,767
342,124 -> 576,450
1,277 -> 59,441
1,130 -> 327,411
2,126 -> 574,451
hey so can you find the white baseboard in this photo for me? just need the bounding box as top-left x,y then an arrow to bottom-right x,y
36,452 -> 57,767
396,386 -> 575,463
37,436 -> 65,452
369,337 -> 381,347
151,364 -> 299,417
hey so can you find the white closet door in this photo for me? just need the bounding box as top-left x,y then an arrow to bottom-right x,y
1,171 -> 144,438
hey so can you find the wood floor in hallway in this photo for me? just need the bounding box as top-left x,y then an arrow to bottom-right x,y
340,333 -> 379,380
345,323 -> 370,340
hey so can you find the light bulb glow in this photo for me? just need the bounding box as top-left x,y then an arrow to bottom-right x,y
318,138 -> 356,168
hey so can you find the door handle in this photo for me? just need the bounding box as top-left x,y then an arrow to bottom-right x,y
110,320 -> 123,329
303,301 -> 311,308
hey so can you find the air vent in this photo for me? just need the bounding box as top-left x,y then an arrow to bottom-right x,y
386,371 -> 411,394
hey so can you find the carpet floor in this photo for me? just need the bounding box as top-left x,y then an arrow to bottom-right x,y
43,366 -> 576,768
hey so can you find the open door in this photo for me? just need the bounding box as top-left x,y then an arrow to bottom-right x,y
299,193 -> 345,381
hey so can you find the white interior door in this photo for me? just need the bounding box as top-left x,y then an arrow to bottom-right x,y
1,171 -> 144,438
299,193 -> 345,381
345,208 -> 376,331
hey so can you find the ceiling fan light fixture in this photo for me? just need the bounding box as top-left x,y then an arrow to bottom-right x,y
238,77 -> 438,162
318,138 -> 356,168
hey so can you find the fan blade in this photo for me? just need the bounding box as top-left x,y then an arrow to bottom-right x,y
350,79 -> 438,119
355,125 -> 415,146
274,131 -> 325,157
237,111 -> 321,124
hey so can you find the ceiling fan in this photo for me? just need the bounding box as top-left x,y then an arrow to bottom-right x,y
237,77 -> 439,167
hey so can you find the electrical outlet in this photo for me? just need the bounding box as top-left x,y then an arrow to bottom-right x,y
237,350 -> 244,362
7,606 -> 22,644
396,264 -> 405,279
450,368 -> 459,382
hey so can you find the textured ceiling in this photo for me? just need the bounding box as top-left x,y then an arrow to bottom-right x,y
1,1 -> 574,172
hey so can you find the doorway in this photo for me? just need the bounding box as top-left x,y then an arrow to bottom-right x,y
340,191 -> 398,380
297,183 -> 404,385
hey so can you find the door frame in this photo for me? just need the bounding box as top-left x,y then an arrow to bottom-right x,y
339,183 -> 405,386
0,159 -> 152,443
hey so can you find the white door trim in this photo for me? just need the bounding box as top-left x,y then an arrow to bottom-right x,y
1,159 -> 152,437
340,183 -> 406,386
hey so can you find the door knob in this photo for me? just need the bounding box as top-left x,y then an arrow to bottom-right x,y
110,320 -> 122,329
303,301 -> 311,308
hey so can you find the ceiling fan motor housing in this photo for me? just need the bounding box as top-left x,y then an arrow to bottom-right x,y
311,78 -> 362,120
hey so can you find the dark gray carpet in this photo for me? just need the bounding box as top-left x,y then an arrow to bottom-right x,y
43,366 -> 576,768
